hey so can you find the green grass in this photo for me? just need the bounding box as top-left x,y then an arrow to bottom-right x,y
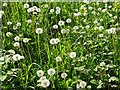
0,1 -> 120,89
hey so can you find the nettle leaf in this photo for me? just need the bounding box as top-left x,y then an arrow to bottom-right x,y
90,79 -> 98,85
0,74 -> 7,81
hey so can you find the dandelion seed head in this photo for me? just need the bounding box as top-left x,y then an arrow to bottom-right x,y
3,3 -> 7,7
24,3 -> 29,8
58,20 -> 64,26
14,36 -> 20,41
53,25 -> 58,29
56,56 -> 62,62
23,38 -> 29,43
70,52 -> 76,58
37,70 -> 44,77
6,32 -> 13,37
47,68 -> 55,75
14,42 -> 20,47
66,18 -> 72,23
55,10 -> 60,14
36,28 -> 43,34
61,72 -> 67,79
50,9 -> 54,13
41,79 -> 50,88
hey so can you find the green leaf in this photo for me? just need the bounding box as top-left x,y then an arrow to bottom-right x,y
90,79 -> 98,85
0,75 -> 7,81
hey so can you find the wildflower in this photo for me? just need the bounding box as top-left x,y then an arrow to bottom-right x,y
36,28 -> 43,34
50,38 -> 55,44
12,54 -> 23,61
100,62 -> 105,66
44,4 -> 48,8
100,19 -> 103,22
6,32 -> 13,37
24,3 -> 29,8
73,26 -> 79,30
37,76 -> 46,83
80,81 -> 87,88
114,16 -> 117,19
37,70 -> 44,77
94,20 -> 98,24
55,10 -> 60,14
13,25 -> 17,30
106,28 -> 116,34
7,21 -> 12,25
41,79 -> 50,88
27,19 -> 32,24
98,34 -> 103,38
36,8 -> 40,12
66,18 -> 72,23
86,25 -> 90,29
56,6 -> 61,11
14,36 -> 20,41
61,72 -> 68,79
50,9 -> 54,13
88,6 -> 92,10
56,56 -> 62,62
98,8 -> 102,11
53,25 -> 58,29
14,42 -> 20,47
58,20 -> 64,26
23,38 -> 29,43
74,12 -> 81,16
99,26 -> 104,30
102,9 -> 107,13
3,3 -> 7,7
54,38 -> 60,44
47,68 -> 55,75
70,52 -> 76,58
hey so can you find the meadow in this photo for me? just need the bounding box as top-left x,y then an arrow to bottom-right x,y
0,1 -> 120,89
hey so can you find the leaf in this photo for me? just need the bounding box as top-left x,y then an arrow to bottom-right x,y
65,78 -> 72,87
0,75 -> 7,81
90,79 -> 98,85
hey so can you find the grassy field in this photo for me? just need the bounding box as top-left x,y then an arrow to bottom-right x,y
0,1 -> 120,89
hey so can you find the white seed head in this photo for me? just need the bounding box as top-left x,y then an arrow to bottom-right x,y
66,18 -> 72,23
6,32 -> 13,37
14,36 -> 20,41
7,21 -> 12,25
70,52 -> 76,58
56,56 -> 62,62
23,38 -> 29,43
3,3 -> 7,7
12,54 -> 21,61
98,34 -> 103,38
37,70 -> 44,77
58,20 -> 64,26
55,10 -> 60,14
80,81 -> 87,88
61,72 -> 68,79
50,9 -> 54,13
24,3 -> 29,8
100,62 -> 106,66
53,25 -> 58,29
36,28 -> 43,34
14,42 -> 20,47
27,19 -> 32,24
41,79 -> 50,88
47,68 -> 55,75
